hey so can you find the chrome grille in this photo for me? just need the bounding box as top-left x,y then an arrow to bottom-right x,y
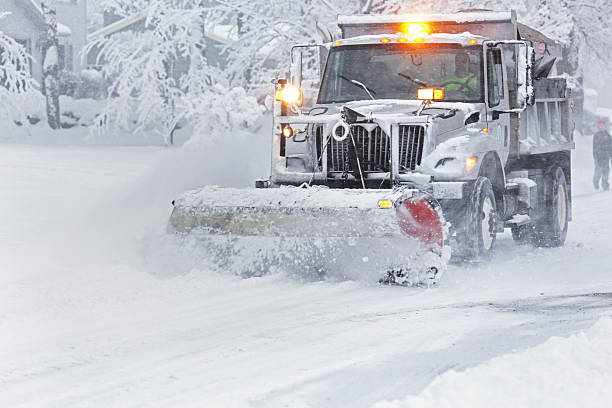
316,125 -> 390,173
398,125 -> 425,172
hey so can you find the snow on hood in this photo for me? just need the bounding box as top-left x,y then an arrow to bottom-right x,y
315,100 -> 480,139
418,135 -> 472,177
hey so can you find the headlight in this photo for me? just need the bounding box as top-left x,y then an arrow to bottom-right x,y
281,125 -> 293,138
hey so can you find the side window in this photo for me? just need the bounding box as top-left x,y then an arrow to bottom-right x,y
487,49 -> 504,108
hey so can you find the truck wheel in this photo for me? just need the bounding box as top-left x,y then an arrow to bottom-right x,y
456,177 -> 497,259
533,167 -> 569,247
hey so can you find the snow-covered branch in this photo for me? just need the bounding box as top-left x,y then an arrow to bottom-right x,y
0,13 -> 36,123
90,0 -> 263,145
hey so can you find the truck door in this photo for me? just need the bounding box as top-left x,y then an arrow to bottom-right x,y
485,46 -> 511,165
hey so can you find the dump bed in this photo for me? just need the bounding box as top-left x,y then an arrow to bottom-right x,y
516,78 -> 574,156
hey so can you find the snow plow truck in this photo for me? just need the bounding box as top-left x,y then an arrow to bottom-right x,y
169,10 -> 575,285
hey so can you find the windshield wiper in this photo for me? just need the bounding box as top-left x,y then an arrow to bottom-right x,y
397,72 -> 428,87
338,75 -> 376,100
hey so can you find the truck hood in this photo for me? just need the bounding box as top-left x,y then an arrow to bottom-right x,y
315,99 -> 482,137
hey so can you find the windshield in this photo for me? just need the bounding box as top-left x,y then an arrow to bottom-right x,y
318,44 -> 484,104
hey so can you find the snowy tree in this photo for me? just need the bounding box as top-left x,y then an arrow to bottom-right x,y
90,0 -> 262,144
0,13 -> 35,123
92,0 -> 152,19
207,0 -> 365,91
41,1 -> 61,130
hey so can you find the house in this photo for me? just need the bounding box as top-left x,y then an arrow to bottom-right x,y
0,0 -> 87,84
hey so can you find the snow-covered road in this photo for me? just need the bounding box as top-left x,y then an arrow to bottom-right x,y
1,138 -> 611,407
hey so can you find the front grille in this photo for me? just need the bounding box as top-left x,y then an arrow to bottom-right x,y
398,125 -> 425,172
315,124 -> 426,174
316,125 -> 390,173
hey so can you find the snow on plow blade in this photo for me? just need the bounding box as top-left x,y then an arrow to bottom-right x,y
168,186 -> 449,285
170,187 -> 402,238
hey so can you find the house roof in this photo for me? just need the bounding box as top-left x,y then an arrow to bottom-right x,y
87,12 -> 148,43
28,0 -> 43,14
87,11 -> 235,46
18,0 -> 72,37
16,0 -> 45,25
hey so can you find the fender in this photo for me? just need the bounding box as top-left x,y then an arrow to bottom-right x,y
477,151 -> 505,200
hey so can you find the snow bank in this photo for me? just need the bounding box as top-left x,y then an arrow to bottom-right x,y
373,316 -> 612,408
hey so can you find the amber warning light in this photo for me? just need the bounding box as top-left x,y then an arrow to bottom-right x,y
378,200 -> 394,209
402,22 -> 431,36
417,88 -> 445,101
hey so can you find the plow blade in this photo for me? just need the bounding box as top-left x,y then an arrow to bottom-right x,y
170,187 -> 402,238
168,186 -> 449,285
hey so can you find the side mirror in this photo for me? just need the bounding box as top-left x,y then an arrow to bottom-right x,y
290,44 -> 325,110
291,49 -> 303,92
517,44 -> 535,108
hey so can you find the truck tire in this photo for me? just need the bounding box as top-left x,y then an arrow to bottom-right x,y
532,167 -> 569,247
456,177 -> 497,259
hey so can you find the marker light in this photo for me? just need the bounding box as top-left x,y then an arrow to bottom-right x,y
404,22 -> 430,36
417,88 -> 445,101
380,38 -> 391,43
397,38 -> 408,43
466,156 -> 478,172
378,200 -> 394,209
333,41 -> 342,46
282,125 -> 293,138
469,39 -> 478,44
481,128 -> 489,134
414,37 -> 425,43
278,85 -> 301,104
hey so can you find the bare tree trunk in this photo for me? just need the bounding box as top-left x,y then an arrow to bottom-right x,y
41,0 -> 61,130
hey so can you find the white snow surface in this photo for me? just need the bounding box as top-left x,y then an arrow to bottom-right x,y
374,317 -> 612,408
1,125 -> 612,407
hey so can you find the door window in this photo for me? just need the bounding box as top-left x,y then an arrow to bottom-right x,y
487,48 -> 504,108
